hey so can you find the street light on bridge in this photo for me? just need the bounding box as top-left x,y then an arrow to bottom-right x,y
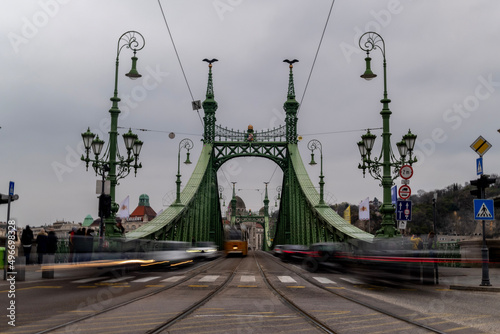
308,139 -> 327,207
356,31 -> 417,238
174,138 -> 194,205
81,31 -> 146,245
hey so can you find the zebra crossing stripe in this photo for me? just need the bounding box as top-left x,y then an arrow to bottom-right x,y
240,275 -> 255,282
278,276 -> 296,283
339,277 -> 363,284
199,275 -> 220,282
71,277 -> 106,284
161,276 -> 186,282
313,277 -> 336,284
101,276 -> 134,283
131,276 -> 161,283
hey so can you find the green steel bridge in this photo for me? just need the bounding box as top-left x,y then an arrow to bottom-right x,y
126,60 -> 374,250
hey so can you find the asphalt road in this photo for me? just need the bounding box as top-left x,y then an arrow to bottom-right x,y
1,252 -> 499,333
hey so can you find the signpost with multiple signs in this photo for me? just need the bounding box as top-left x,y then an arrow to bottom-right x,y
396,165 -> 413,227
469,136 -> 493,287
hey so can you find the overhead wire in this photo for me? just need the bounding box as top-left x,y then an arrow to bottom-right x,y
117,126 -> 201,137
157,0 -> 204,127
297,0 -> 336,115
300,127 -> 382,137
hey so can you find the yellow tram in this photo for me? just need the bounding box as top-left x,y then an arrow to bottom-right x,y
224,223 -> 248,256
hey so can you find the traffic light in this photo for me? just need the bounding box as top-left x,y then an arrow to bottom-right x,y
99,194 -> 112,218
0,194 -> 19,204
470,178 -> 482,199
470,174 -> 496,199
479,174 -> 496,189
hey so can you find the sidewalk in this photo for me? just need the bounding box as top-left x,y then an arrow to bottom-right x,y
1,262 -> 123,286
438,266 -> 500,292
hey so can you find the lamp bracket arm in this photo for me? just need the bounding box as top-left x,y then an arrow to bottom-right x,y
359,31 -> 386,59
116,31 -> 145,58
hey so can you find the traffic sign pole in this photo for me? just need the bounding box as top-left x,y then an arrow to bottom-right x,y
4,182 -> 14,280
480,219 -> 491,286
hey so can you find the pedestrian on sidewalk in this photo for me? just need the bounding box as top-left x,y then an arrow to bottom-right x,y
68,227 -> 77,263
427,231 -> 439,284
47,229 -> 58,255
21,225 -> 34,265
36,228 -> 48,264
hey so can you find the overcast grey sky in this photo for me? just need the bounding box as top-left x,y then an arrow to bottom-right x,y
2,0 -> 500,227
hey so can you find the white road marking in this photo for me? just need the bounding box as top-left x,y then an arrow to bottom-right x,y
199,275 -> 220,282
71,277 -> 106,284
101,276 -> 134,283
131,276 -> 161,283
161,276 -> 186,282
278,276 -> 297,283
313,277 -> 336,284
339,277 -> 363,284
240,275 -> 256,282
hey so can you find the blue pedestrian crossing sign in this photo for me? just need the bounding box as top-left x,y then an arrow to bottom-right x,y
474,199 -> 494,221
476,157 -> 483,176
9,181 -> 14,196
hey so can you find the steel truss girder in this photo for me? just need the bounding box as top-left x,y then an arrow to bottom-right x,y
273,161 -> 338,246
213,141 -> 287,170
161,165 -> 224,248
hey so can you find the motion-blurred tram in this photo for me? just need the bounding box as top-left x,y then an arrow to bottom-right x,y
224,223 -> 248,256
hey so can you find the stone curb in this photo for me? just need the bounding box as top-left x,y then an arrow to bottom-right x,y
449,285 -> 500,292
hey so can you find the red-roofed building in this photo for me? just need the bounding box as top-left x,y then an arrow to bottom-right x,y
123,194 -> 157,232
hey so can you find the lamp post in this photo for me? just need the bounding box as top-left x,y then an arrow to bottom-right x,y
81,31 -> 145,243
357,32 -> 417,238
174,138 -> 194,205
218,186 -> 225,206
308,139 -> 327,207
432,193 -> 438,233
275,186 -> 282,207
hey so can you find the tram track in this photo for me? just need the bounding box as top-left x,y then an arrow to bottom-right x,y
253,250 -> 338,334
33,258 -> 225,334
30,251 -> 461,333
260,250 -> 448,334
150,250 -> 339,333
145,257 -> 243,333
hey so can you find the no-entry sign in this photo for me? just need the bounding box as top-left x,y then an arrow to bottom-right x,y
398,185 -> 411,199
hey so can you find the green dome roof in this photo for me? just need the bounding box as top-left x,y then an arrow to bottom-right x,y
138,194 -> 150,206
82,214 -> 94,227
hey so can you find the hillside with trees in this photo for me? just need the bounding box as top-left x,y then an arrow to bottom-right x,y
335,174 -> 500,238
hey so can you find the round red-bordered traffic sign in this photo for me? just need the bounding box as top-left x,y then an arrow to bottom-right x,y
398,185 -> 411,199
399,165 -> 413,180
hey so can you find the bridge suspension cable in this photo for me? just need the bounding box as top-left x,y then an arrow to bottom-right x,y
297,0 -> 336,115
158,0 -> 204,128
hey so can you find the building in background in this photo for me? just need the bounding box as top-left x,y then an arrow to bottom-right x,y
122,194 -> 157,232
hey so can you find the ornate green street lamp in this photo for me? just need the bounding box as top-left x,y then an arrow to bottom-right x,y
357,32 -> 417,238
173,138 -> 194,206
81,31 -> 145,243
308,139 -> 327,207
